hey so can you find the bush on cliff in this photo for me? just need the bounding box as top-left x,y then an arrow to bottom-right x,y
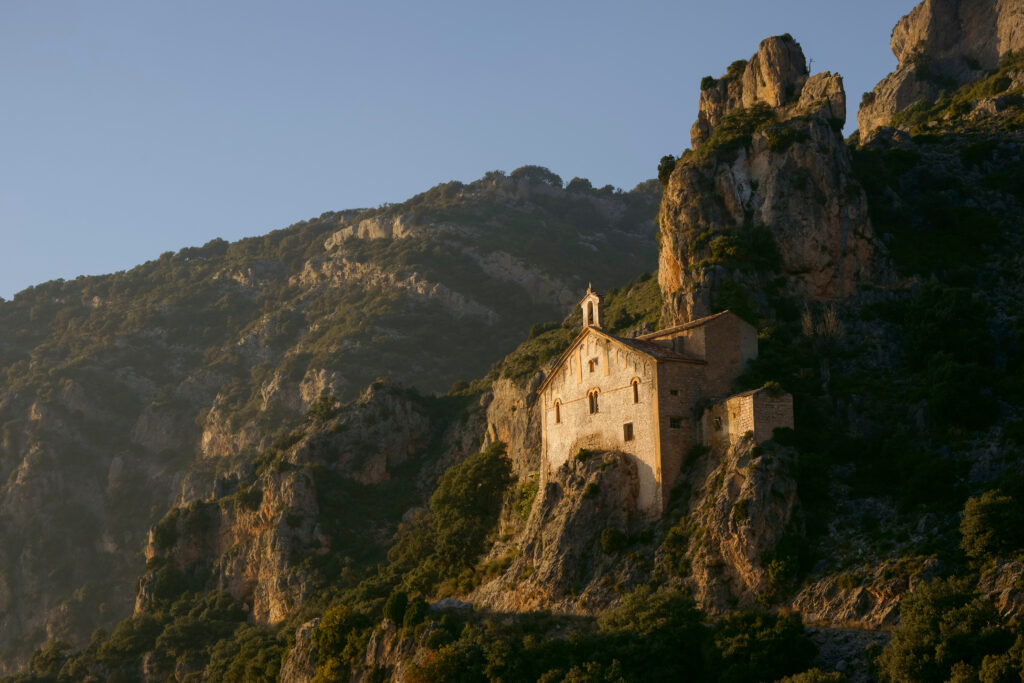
960,490 -> 1024,561
875,577 -> 1014,682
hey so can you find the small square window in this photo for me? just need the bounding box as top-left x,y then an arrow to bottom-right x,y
669,417 -> 683,429
623,422 -> 634,442
669,390 -> 679,396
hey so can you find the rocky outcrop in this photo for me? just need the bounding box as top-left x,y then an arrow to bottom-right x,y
280,618 -> 321,683
661,35 -> 879,323
138,467 -> 324,624
471,450 -> 646,614
978,559 -> 1024,619
858,0 -> 1024,138
296,254 -> 499,323
482,374 -> 544,478
289,382 -> 434,485
792,557 -> 941,628
326,213 -> 421,244
683,436 -> 800,612
139,383 -> 436,627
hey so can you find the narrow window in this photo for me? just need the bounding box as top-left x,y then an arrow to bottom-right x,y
713,416 -> 723,431
623,422 -> 634,442
588,359 -> 595,373
669,389 -> 679,396
555,401 -> 561,424
632,379 -> 639,404
669,417 -> 682,429
589,391 -> 599,414
587,302 -> 594,325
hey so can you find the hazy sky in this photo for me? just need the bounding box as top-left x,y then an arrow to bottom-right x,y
0,1 -> 917,300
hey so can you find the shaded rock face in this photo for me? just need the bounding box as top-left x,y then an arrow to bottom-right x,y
683,437 -> 799,613
858,0 -> 1024,138
661,36 -> 878,323
138,384 -> 438,627
482,375 -> 544,479
978,559 -> 1024,619
792,558 -> 941,629
279,618 -> 320,683
470,451 -> 646,614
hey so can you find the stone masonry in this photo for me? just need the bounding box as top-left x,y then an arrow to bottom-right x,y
538,288 -> 794,517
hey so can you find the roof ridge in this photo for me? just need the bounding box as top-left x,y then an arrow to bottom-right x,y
635,310 -> 734,339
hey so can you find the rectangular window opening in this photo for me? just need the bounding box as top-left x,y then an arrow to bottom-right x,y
623,422 -> 634,442
669,417 -> 683,429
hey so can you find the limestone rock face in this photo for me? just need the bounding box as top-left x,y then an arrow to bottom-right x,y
138,383 -> 436,628
482,375 -> 544,479
978,559 -> 1024,618
470,450 -> 646,614
684,437 -> 800,612
792,559 -> 940,628
279,618 -> 320,683
691,36 -> 810,148
663,36 -> 878,323
858,0 -> 1024,138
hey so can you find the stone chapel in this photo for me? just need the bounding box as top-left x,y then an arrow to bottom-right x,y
538,286 -> 794,516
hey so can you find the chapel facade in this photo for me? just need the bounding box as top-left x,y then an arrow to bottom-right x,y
538,286 -> 794,516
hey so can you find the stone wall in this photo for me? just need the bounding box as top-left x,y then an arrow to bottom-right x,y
703,388 -> 794,451
654,361 -> 706,512
701,314 -> 759,399
541,330 -> 662,513
640,312 -> 758,400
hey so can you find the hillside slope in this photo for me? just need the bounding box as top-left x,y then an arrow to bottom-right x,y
9,1 -> 1024,680
0,168 -> 659,671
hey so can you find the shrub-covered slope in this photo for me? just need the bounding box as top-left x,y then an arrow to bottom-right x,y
0,167 -> 659,672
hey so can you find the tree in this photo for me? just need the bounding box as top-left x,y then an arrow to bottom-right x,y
876,577 -> 1013,682
960,490 -> 1024,560
430,441 -> 512,571
657,156 -> 677,186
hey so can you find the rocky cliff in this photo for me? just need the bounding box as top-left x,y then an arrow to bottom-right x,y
858,0 -> 1024,139
659,35 -> 880,324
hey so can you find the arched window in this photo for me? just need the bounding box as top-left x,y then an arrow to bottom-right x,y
588,359 -> 595,373
632,378 -> 640,404
554,400 -> 561,424
587,302 -> 594,325
588,389 -> 599,414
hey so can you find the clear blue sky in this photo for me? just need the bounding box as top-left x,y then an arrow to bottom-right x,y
0,0 -> 917,300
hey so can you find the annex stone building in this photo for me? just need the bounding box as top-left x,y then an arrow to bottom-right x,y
538,287 -> 794,516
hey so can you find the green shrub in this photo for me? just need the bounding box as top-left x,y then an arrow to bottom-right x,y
960,490 -> 1024,560
403,597 -> 429,629
383,591 -> 409,625
528,321 -> 559,339
235,485 -> 263,512
707,610 -> 816,683
430,441 -> 513,572
657,155 -> 677,186
515,479 -> 539,521
765,125 -> 808,152
876,577 -> 1013,682
600,527 -> 628,555
701,76 -> 717,91
778,669 -> 848,682
151,510 -> 180,550
696,102 -> 775,161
